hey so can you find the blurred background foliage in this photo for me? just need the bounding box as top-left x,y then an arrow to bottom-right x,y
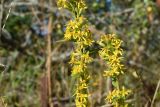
0,0 -> 160,107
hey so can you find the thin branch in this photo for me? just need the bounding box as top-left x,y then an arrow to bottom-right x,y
112,8 -> 134,16
2,0 -> 14,29
0,0 -> 4,38
151,79 -> 160,107
46,13 -> 53,107
3,2 -> 58,13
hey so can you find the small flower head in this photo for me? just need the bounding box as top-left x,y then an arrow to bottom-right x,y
70,51 -> 93,75
65,17 -> 93,48
107,87 -> 131,106
57,0 -> 87,16
98,34 -> 124,77
57,0 -> 68,9
75,78 -> 89,107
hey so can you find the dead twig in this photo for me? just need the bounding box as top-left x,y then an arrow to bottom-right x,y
151,79 -> 160,107
0,0 -> 4,38
46,8 -> 53,107
2,1 -> 14,29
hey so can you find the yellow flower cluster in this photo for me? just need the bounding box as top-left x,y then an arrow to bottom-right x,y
65,17 -> 93,49
98,34 -> 124,77
58,0 -> 131,106
98,34 -> 131,106
57,0 -> 87,17
57,0 -> 67,9
70,51 -> 93,75
58,0 -> 86,9
75,78 -> 89,107
107,87 -> 131,107
58,0 -> 93,106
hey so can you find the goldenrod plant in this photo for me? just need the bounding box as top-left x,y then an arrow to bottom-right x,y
58,0 -> 93,106
57,0 -> 130,107
98,34 -> 131,107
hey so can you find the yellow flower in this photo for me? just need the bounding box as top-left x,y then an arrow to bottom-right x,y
70,51 -> 92,75
77,0 -> 87,10
81,52 -> 93,63
147,6 -> 152,13
72,62 -> 87,75
65,17 -> 93,48
57,0 -> 67,9
107,88 -> 131,106
98,34 -> 131,106
98,34 -> 124,77
75,77 -> 89,107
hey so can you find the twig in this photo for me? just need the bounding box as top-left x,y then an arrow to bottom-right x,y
46,11 -> 53,107
112,8 -> 134,16
3,2 -> 58,13
2,0 -> 14,29
151,79 -> 160,107
0,97 -> 7,107
100,104 -> 112,107
0,0 -> 4,38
